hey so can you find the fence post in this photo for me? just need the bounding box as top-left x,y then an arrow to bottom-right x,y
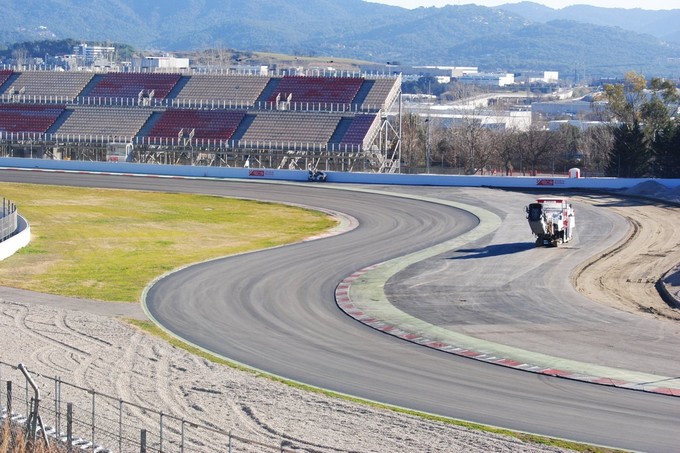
118,400 -> 123,453
140,429 -> 147,453
6,381 -> 11,417
91,390 -> 96,453
67,402 -> 73,453
54,377 -> 60,437
159,411 -> 164,452
180,419 -> 185,453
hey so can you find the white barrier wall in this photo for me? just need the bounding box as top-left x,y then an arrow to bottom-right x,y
0,215 -> 30,261
1,157 -> 680,190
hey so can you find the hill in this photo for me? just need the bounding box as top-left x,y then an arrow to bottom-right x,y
0,0 -> 679,78
498,2 -> 680,45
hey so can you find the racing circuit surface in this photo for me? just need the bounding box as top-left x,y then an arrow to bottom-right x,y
3,170 -> 680,453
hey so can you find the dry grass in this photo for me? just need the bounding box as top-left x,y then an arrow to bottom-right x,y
0,182 -> 336,302
0,421 -> 66,453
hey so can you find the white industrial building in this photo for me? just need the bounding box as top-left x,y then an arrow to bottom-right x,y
72,43 -> 115,65
516,71 -> 559,84
403,103 -> 532,131
457,72 -> 515,87
136,56 -> 190,71
532,100 -> 599,119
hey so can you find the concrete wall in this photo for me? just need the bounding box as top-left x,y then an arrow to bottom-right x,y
1,157 -> 678,260
2,157 -> 679,190
0,215 -> 30,261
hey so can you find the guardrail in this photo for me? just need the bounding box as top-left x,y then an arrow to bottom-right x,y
4,156 -> 679,191
0,198 -> 17,242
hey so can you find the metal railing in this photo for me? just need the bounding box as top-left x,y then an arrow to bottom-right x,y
0,361 -> 301,452
0,198 -> 18,242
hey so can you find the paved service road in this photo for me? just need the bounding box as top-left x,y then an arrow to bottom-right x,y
3,171 -> 679,453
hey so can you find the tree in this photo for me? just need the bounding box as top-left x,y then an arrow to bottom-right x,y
516,125 -> 558,176
602,71 -> 647,126
450,117 -> 496,175
495,128 -> 518,176
605,121 -> 650,178
602,71 -> 680,177
400,112 -> 427,173
11,46 -> 27,67
651,120 -> 680,179
577,125 -> 614,176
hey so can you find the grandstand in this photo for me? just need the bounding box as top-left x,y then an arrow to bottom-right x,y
142,109 -> 246,145
0,70 -> 14,89
173,74 -> 270,107
0,71 -> 94,102
84,72 -> 182,103
0,69 -> 402,172
266,76 -> 364,105
53,106 -> 153,142
0,104 -> 65,138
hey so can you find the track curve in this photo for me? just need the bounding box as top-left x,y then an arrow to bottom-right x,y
2,170 -> 679,453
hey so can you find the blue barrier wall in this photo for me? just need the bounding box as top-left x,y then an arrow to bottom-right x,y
1,157 -> 679,190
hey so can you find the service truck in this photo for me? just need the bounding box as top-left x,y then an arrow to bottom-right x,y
526,197 -> 575,247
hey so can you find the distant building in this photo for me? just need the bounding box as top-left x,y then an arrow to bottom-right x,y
457,72 -> 515,87
135,56 -> 190,71
358,63 -> 479,79
412,66 -> 479,78
548,120 -> 607,131
532,100 -> 600,119
72,43 -> 115,65
402,103 -> 532,131
516,71 -> 559,84
229,65 -> 269,76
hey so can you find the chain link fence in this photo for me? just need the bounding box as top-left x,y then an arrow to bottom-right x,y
1,361 -> 299,452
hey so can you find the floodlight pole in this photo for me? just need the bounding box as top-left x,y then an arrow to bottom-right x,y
426,116 -> 431,174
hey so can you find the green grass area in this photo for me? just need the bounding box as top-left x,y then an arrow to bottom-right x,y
0,182 -> 336,302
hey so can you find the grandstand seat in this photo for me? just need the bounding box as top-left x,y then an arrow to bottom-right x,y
265,76 -> 364,105
338,114 -> 377,147
239,111 -> 341,146
87,73 -> 181,100
0,71 -> 93,101
0,70 -> 13,89
0,104 -> 65,135
52,106 -> 152,140
174,75 -> 269,106
144,109 -> 246,144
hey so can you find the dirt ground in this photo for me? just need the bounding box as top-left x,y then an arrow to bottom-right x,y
1,187 -> 679,452
572,192 -> 680,322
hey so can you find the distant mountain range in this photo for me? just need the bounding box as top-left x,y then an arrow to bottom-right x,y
0,0 -> 678,79
498,2 -> 680,45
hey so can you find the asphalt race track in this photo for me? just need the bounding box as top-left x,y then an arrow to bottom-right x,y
2,170 -> 679,453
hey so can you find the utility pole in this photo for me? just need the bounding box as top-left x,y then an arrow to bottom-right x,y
426,80 -> 431,174
426,116 -> 431,174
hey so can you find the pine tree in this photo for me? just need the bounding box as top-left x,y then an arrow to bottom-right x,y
651,121 -> 680,178
606,121 -> 650,178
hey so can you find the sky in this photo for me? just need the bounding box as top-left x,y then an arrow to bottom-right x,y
367,0 -> 676,10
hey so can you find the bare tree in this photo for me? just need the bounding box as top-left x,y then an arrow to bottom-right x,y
517,125 -> 558,176
494,128 -> 518,176
577,125 -> 614,176
400,112 -> 427,173
12,47 -> 28,68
